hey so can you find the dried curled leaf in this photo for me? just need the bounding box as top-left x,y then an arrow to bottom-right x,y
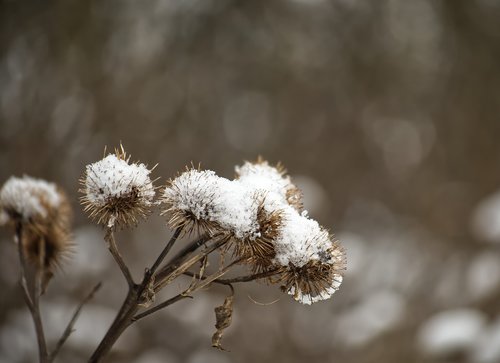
212,291 -> 234,351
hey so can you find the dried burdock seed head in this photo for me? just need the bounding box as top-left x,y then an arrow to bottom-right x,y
163,160 -> 346,303
161,168 -> 221,235
235,158 -> 303,211
80,145 -> 156,230
0,175 -> 65,223
231,196 -> 283,272
265,204 -> 346,304
277,241 -> 346,305
0,176 -> 73,291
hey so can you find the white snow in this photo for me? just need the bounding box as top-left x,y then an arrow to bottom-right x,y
417,309 -> 486,356
273,206 -> 331,267
83,154 -> 155,208
0,175 -> 61,220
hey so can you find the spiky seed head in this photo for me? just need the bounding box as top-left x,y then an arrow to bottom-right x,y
80,146 -> 155,229
232,196 -> 284,272
161,168 -> 221,235
0,176 -> 73,291
276,241 -> 346,305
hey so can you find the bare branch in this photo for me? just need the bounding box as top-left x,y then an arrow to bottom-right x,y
149,227 -> 183,277
105,229 -> 135,287
153,236 -> 229,292
132,294 -> 192,322
15,223 -> 49,363
49,282 -> 102,362
183,267 -> 279,285
218,268 -> 280,284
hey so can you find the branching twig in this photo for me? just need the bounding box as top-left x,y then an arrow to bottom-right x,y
90,227 -> 186,362
133,259 -> 240,323
49,282 -> 102,362
154,236 -> 229,292
131,294 -> 192,322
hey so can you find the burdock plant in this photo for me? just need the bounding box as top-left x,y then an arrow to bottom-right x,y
1,145 -> 346,363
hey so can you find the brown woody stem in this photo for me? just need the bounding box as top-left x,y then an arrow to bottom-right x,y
105,229 -> 134,287
89,227 -> 186,363
15,223 -> 49,363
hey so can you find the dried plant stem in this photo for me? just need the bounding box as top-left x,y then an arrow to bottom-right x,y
153,235 -> 228,292
131,294 -> 192,322
89,228 -> 185,363
218,268 -> 280,284
49,282 -> 102,361
104,229 -> 134,287
15,223 -> 49,363
183,267 -> 279,285
133,258 -> 241,323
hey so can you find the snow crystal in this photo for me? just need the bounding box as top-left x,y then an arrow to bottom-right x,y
83,154 -> 155,208
0,175 -> 61,220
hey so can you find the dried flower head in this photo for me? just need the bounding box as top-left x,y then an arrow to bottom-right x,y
164,158 -> 346,304
80,146 -> 155,229
231,196 -> 283,272
276,240 -> 346,305
161,169 -> 222,235
0,175 -> 64,223
0,175 -> 73,291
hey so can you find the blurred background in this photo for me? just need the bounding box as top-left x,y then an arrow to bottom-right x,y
1,0 -> 500,362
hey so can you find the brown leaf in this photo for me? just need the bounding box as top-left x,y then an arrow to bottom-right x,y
211,291 -> 234,351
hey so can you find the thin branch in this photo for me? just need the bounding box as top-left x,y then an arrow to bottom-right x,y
135,258 -> 242,323
183,268 -> 279,286
131,294 -> 192,322
90,234 -> 227,363
218,268 -> 280,284
49,282 -> 102,362
153,236 -> 229,292
15,223 -> 49,363
149,227 -> 183,277
153,233 -> 212,282
105,229 -> 135,287
168,232 -> 210,263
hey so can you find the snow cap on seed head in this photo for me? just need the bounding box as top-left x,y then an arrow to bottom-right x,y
0,175 -> 73,292
80,144 -> 156,229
